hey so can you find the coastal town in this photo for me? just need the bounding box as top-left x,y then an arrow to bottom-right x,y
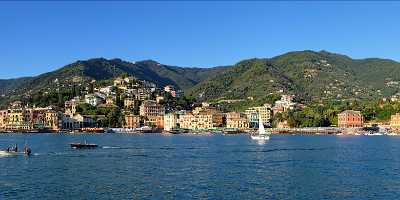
0,75 -> 400,135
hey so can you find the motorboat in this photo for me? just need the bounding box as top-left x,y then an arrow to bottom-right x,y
70,140 -> 98,149
0,145 -> 31,156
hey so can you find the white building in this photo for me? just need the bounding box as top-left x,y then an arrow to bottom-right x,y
85,94 -> 102,106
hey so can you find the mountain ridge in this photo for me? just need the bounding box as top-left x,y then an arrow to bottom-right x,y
2,50 -> 400,107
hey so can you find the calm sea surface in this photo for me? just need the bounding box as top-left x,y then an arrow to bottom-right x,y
1,133 -> 400,200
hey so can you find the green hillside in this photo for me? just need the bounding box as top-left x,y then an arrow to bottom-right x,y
2,50 -> 400,108
187,50 -> 400,103
0,58 -> 228,107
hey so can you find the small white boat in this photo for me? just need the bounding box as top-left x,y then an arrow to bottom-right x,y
0,150 -> 28,157
251,113 -> 270,141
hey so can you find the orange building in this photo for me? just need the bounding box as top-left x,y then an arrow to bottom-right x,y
125,114 -> 140,128
338,110 -> 364,128
0,110 -> 7,130
145,115 -> 164,129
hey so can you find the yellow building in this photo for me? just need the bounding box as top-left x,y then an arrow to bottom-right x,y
391,113 -> 400,128
164,113 -> 178,131
6,108 -> 30,130
44,110 -> 60,131
245,103 -> 272,128
226,112 -> 249,129
180,112 -> 213,130
192,105 -> 223,127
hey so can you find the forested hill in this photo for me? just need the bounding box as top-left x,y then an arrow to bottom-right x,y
187,50 -> 400,103
0,58 -> 228,103
2,50 -> 400,107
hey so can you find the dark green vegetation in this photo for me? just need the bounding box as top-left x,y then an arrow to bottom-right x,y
188,50 -> 400,103
2,50 -> 400,111
271,99 -> 400,128
0,58 -> 227,107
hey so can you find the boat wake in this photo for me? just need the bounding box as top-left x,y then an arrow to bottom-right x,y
102,146 -> 121,149
233,147 -> 330,153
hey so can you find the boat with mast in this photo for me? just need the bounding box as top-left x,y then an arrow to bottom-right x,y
251,113 -> 270,141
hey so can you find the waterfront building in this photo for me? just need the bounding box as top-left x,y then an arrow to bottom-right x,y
0,110 -> 8,130
164,113 -> 178,131
245,104 -> 272,128
180,112 -> 213,130
145,115 -> 164,129
44,110 -> 60,131
390,113 -> 400,128
125,114 -> 140,128
226,112 -> 249,129
27,107 -> 47,130
61,114 -> 78,130
193,104 -> 223,127
338,110 -> 364,128
6,108 -> 30,130
139,100 -> 165,117
61,113 -> 97,130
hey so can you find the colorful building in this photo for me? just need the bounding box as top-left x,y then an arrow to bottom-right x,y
139,100 -> 165,117
145,115 -> 164,129
124,98 -> 135,110
390,113 -> 400,128
6,108 -> 30,130
180,112 -> 213,130
164,113 -> 178,131
0,110 -> 8,130
338,110 -> 364,128
125,114 -> 141,128
245,103 -> 272,128
226,112 -> 249,129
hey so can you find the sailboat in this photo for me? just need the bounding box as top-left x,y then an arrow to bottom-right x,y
251,113 -> 270,141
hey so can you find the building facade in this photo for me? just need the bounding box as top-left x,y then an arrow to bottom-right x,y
0,110 -> 8,130
245,103 -> 272,128
124,98 -> 135,110
164,113 -> 178,131
338,110 -> 364,128
139,100 -> 165,117
125,114 -> 140,128
180,112 -> 213,130
226,112 -> 249,129
391,113 -> 400,128
145,115 -> 164,129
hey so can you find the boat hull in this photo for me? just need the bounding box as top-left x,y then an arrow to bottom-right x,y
0,150 -> 27,156
251,135 -> 270,140
70,143 -> 98,149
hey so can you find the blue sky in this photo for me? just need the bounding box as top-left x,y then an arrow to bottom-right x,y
1,1 -> 400,79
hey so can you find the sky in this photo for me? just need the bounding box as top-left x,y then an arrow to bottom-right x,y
1,1 -> 400,79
